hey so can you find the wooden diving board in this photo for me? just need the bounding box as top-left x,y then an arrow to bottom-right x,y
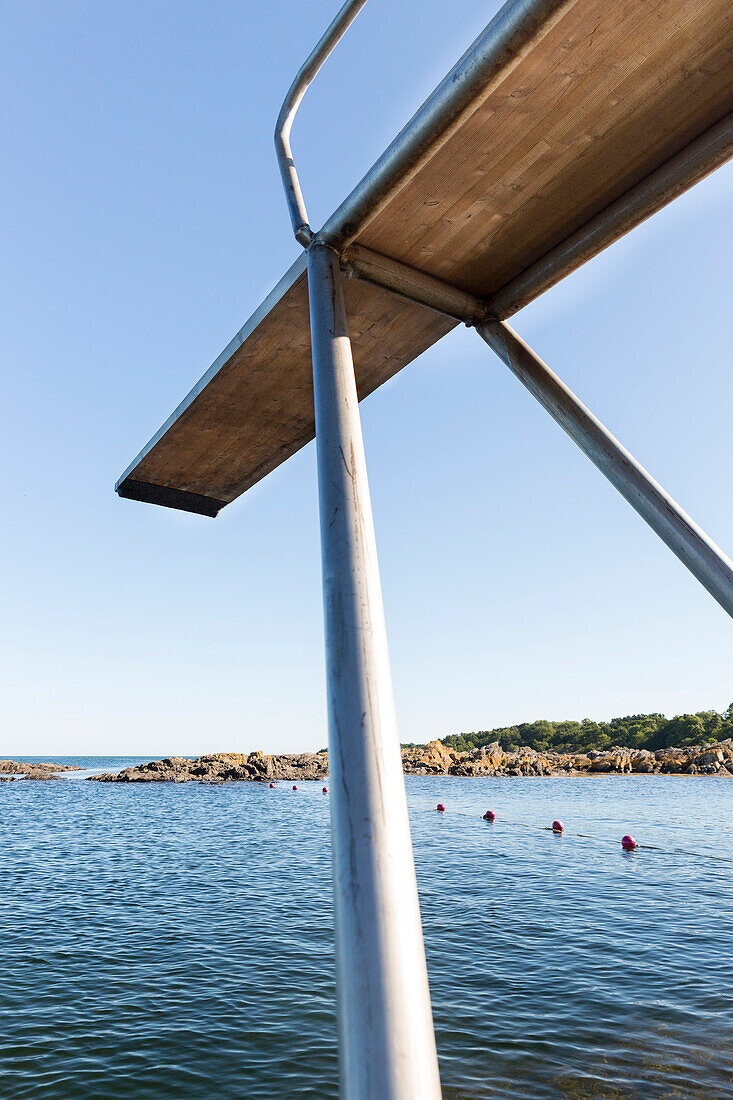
117,0 -> 733,516
116,257 -> 454,516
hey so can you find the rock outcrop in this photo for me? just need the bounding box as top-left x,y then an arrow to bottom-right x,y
85,738 -> 733,783
0,760 -> 81,781
88,751 -> 329,784
401,738 -> 733,777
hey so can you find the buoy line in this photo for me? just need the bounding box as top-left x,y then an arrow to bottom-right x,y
266,785 -> 732,863
428,804 -> 733,864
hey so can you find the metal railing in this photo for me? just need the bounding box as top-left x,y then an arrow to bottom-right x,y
274,0 -> 369,247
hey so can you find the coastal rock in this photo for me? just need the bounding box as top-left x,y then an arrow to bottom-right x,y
696,749 -> 723,765
401,740 -> 455,775
588,750 -> 632,774
630,750 -> 655,773
88,750 -> 329,784
0,760 -> 81,780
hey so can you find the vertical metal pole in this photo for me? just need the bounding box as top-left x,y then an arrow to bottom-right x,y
307,243 -> 443,1100
477,320 -> 733,618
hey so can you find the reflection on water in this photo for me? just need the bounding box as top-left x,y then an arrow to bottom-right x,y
0,766 -> 731,1098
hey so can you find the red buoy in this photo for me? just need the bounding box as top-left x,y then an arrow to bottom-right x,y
292,784 -> 298,790
269,782 -> 275,788
552,819 -> 564,833
322,786 -> 328,794
483,810 -> 496,822
436,803 -> 446,813
622,834 -> 637,850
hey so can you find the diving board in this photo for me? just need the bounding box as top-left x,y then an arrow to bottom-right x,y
116,255 -> 454,515
116,0 -> 733,515
116,1 -> 733,1096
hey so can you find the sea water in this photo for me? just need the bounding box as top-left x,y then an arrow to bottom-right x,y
0,763 -> 731,1098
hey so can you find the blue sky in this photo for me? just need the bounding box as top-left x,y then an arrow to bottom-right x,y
2,0 -> 731,757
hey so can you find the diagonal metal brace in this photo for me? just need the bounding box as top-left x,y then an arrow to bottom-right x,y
477,321 -> 733,618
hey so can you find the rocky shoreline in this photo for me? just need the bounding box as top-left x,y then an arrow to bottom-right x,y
3,739 -> 731,785
82,737 -> 733,783
401,739 -> 733,777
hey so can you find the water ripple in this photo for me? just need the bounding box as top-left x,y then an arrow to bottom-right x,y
0,771 -> 731,1097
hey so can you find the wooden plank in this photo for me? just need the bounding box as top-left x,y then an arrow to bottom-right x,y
361,0 -> 733,294
118,0 -> 733,514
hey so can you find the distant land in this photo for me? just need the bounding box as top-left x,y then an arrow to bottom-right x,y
3,708 -> 732,783
76,706 -> 733,782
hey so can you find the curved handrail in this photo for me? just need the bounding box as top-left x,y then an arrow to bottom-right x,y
275,0 -> 369,248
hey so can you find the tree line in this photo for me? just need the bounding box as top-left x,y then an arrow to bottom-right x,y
433,706 -> 733,755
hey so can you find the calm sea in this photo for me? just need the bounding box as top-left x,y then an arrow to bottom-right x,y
1,760 -> 732,1098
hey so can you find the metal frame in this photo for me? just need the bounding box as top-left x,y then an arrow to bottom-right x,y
272,3 -> 733,1098
342,245 -> 733,618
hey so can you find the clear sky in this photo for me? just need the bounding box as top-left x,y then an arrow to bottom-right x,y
2,0 -> 731,757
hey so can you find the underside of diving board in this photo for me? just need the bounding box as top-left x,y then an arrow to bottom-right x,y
117,0 -> 733,515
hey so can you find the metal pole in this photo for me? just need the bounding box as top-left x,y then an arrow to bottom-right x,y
307,242 -> 443,1100
477,320 -> 733,618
